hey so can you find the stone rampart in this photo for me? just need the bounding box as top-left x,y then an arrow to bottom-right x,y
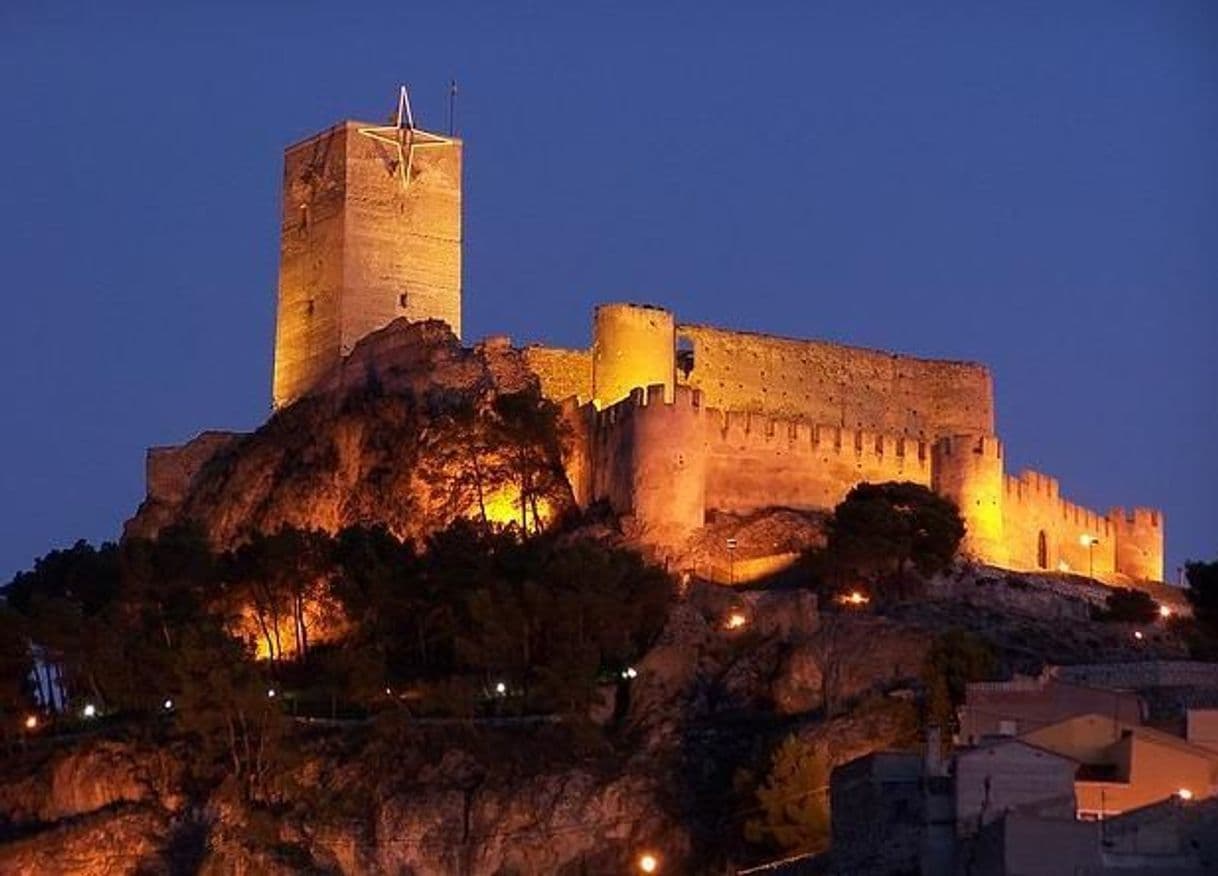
589,383 -> 707,545
588,384 -> 938,544
1110,507 -> 1164,584
704,411 -> 932,515
522,345 -> 593,405
1003,470 -> 1117,577
676,323 -> 994,438
932,434 -> 1007,565
146,431 -> 241,508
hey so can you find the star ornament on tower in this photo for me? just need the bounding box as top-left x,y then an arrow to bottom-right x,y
357,85 -> 453,191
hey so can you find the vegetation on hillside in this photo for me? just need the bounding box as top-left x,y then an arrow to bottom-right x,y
1184,560 -> 1218,658
800,480 -> 965,602
1095,587 -> 1160,624
0,520 -> 671,795
921,629 -> 999,744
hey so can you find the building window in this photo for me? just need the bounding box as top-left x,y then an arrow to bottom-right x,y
1037,531 -> 1049,569
676,335 -> 695,380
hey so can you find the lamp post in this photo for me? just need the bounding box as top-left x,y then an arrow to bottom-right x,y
1080,534 -> 1100,580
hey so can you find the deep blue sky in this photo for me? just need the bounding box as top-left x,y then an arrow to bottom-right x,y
1,2 -> 1214,581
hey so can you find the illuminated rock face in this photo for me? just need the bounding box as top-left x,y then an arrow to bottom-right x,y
272,121 -> 462,409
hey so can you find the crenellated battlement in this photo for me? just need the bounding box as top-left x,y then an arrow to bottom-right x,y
934,433 -> 1004,460
1003,470 -> 1112,536
1005,469 -> 1059,499
590,385 -> 934,467
1111,506 -> 1162,528
592,383 -> 704,430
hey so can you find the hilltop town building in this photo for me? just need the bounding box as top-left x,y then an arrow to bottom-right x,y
256,91 -> 1164,582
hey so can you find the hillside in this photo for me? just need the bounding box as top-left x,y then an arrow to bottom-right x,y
126,319 -> 575,549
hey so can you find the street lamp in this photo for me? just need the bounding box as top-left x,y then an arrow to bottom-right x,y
1079,534 -> 1100,579
637,852 -> 659,873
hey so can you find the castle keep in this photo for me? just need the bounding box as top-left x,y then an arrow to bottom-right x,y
193,92 -> 1166,583
272,93 -> 462,409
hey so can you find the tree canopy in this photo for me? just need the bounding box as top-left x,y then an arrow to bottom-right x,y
823,481 -> 965,596
1,517 -> 672,773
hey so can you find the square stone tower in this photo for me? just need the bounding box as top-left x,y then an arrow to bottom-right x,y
272,109 -> 462,408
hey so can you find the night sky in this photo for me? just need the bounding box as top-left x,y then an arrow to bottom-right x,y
2,2 -> 1214,581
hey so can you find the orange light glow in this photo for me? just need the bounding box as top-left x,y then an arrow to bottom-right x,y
479,485 -> 553,532
724,611 -> 748,630
638,852 -> 659,873
23,714 -> 38,730
232,596 -> 350,662
1178,788 -> 1194,801
1158,604 -> 1172,619
837,590 -> 870,607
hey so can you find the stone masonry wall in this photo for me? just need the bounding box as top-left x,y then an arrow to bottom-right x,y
676,323 -> 994,439
340,122 -> 462,354
522,346 -> 593,405
273,124 -> 347,409
273,120 -> 462,409
586,386 -> 931,544
1002,471 -> 1117,577
703,414 -> 932,514
146,431 -> 241,509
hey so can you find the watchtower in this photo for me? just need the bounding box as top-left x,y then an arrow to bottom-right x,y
272,87 -> 463,408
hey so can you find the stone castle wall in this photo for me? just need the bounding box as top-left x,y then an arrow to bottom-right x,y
526,304 -> 994,445
522,346 -> 593,405
581,383 -> 1163,581
676,323 -> 994,439
703,412 -> 932,515
1002,471 -> 1116,576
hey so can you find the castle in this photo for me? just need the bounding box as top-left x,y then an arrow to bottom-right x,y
204,90 -> 1166,583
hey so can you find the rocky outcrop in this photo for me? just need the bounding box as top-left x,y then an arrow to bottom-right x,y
0,740 -> 182,828
125,319 -> 573,549
0,804 -> 171,876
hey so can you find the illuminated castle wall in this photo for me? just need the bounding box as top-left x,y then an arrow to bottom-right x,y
531,303 -> 1163,582
264,101 -> 1163,583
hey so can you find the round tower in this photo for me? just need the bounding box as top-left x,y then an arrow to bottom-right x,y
932,433 -> 1008,566
592,303 -> 675,408
627,384 -> 708,546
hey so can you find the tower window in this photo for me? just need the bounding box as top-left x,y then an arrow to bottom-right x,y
399,292 -> 409,309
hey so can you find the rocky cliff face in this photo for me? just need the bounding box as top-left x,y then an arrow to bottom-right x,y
126,319 -> 572,549
0,585 -> 869,874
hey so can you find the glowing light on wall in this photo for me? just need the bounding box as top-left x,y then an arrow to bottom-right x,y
478,485 -> 553,532
724,611 -> 748,630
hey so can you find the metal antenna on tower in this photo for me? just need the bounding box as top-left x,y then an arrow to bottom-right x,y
447,79 -> 458,136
